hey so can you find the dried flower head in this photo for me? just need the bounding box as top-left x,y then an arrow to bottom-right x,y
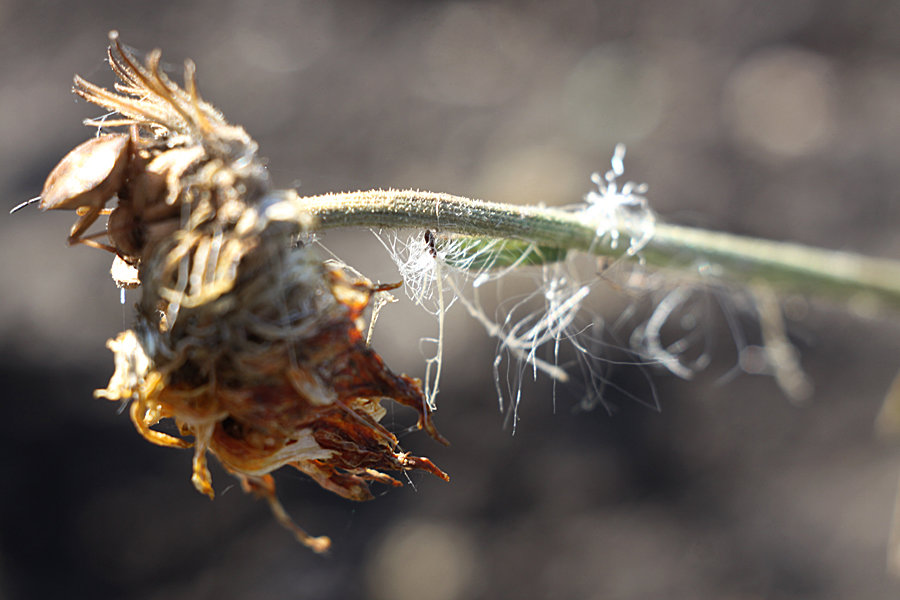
47,32 -> 447,552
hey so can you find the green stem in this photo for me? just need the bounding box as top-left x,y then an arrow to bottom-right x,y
270,189 -> 900,312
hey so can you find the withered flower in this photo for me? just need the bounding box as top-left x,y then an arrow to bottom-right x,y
46,32 -> 448,552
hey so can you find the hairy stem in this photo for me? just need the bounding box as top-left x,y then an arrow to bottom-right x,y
268,189 -> 900,312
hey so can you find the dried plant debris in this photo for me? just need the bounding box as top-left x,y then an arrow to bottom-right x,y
43,32 -> 447,552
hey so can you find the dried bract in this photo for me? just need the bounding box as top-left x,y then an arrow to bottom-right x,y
49,32 -> 447,551
40,133 -> 131,246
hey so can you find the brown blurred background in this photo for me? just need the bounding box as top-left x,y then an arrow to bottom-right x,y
2,1 -> 900,598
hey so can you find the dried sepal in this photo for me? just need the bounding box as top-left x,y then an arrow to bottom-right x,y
96,256 -> 449,550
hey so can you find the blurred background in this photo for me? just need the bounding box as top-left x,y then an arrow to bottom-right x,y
2,0 -> 900,598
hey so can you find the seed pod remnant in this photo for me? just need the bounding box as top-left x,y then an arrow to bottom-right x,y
47,32 -> 447,552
